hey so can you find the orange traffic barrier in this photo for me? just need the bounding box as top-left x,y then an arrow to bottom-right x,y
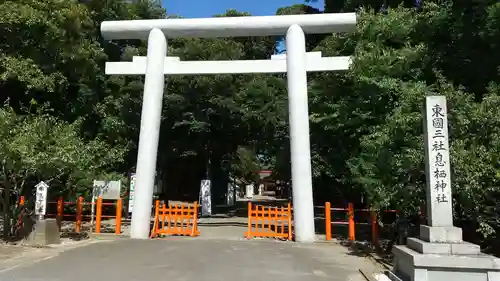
324,202 -> 397,246
151,201 -> 199,238
93,196 -> 123,234
245,202 -> 292,240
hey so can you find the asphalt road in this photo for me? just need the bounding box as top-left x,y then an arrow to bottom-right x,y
0,238 -> 377,281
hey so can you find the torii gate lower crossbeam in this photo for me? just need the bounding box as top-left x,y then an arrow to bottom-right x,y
101,13 -> 357,243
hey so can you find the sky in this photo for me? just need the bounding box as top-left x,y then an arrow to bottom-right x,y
162,0 -> 324,18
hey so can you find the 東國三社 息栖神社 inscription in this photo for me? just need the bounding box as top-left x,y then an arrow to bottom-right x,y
424,96 -> 453,227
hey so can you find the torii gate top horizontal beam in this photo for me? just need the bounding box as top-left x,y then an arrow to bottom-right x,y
101,13 -> 356,40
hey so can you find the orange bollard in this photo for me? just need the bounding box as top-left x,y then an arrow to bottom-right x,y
191,201 -> 199,236
325,202 -> 332,241
348,203 -> 355,241
287,202 -> 292,241
76,196 -> 83,233
115,198 -> 122,235
57,197 -> 63,230
371,211 -> 378,247
18,196 -> 25,230
95,196 -> 102,233
246,201 -> 252,239
150,200 -> 160,238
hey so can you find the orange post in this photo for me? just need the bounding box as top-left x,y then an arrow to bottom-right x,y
273,207 -> 278,233
247,202 -> 252,239
57,197 -> 63,230
76,196 -> 83,233
95,196 -> 102,233
18,196 -> 25,230
371,211 -> 378,247
151,200 -> 160,238
191,201 -> 198,236
115,198 -> 122,235
287,202 -> 292,241
348,202 -> 355,241
325,202 -> 332,241
155,202 -> 160,231
267,207 -> 271,232
180,204 -> 185,233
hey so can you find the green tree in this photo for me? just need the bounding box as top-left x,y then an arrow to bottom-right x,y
0,106 -> 125,238
0,0 -> 165,238
307,1 -> 500,251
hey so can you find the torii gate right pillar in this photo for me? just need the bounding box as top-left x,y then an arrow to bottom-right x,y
286,24 -> 315,243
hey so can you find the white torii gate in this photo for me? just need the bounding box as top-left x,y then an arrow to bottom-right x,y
101,13 -> 357,243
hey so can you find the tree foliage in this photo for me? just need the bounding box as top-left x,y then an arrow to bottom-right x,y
307,0 -> 500,249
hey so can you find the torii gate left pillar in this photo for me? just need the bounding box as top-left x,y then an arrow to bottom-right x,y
130,29 -> 167,241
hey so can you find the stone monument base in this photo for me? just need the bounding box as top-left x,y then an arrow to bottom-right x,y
24,218 -> 61,246
392,244 -> 500,281
391,226 -> 500,281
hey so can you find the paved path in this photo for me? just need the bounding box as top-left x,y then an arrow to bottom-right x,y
0,238 -> 380,281
0,239 -> 99,274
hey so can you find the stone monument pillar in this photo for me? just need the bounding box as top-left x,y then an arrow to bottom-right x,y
25,181 -> 60,246
391,96 -> 500,281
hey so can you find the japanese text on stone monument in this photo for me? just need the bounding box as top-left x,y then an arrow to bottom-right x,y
431,104 -> 448,203
425,96 -> 453,226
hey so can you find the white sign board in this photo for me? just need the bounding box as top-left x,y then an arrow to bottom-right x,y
128,173 -> 136,213
35,181 -> 49,216
199,179 -> 212,216
91,180 -> 121,224
424,96 -> 453,227
245,184 -> 254,198
93,180 -> 121,200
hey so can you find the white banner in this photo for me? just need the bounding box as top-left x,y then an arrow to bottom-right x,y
128,173 -> 136,213
93,180 -> 121,200
35,181 -> 49,216
199,180 -> 212,216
